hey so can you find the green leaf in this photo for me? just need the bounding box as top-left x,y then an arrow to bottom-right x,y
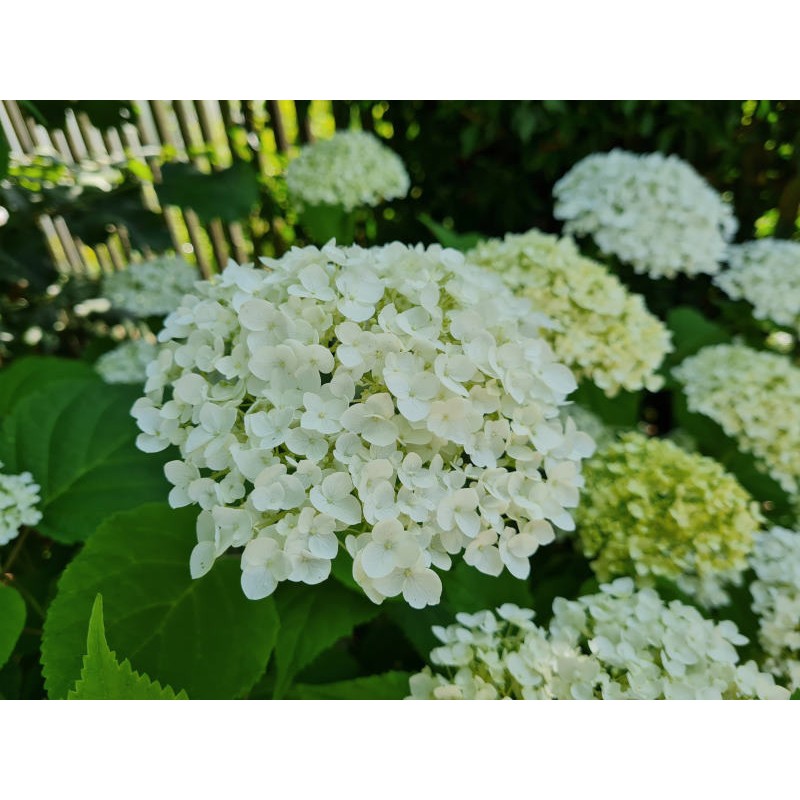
0,126 -> 9,182
68,595 -> 188,700
156,161 -> 260,224
666,306 -> 731,366
0,379 -> 172,543
272,581 -> 381,698
41,504 -> 280,699
418,214 -> 484,252
0,584 -> 26,669
441,560 -> 534,614
790,688 -> 800,700
299,203 -> 356,246
287,671 -> 411,700
571,380 -> 640,427
0,356 -> 95,419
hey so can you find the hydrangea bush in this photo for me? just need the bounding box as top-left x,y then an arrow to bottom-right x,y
674,343 -> 800,494
3,109 -> 799,702
576,432 -> 761,606
553,149 -> 737,279
408,579 -> 787,699
467,229 -> 672,395
714,239 -> 800,331
131,242 -> 595,608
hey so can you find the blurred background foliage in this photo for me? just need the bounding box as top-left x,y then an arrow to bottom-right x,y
1,99 -> 799,365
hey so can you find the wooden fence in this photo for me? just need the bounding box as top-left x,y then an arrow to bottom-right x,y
0,100 -> 368,279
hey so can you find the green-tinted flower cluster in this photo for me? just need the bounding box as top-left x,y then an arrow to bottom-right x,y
576,433 -> 761,590
467,229 -> 671,397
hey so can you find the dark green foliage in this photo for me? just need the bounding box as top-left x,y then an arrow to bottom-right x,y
156,161 -> 260,224
41,504 -> 280,699
0,376 -> 172,543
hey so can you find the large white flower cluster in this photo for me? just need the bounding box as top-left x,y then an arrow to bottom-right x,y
408,578 -> 788,699
715,239 -> 800,330
0,462 -> 42,546
95,339 -> 158,385
749,526 -> 800,690
102,256 -> 198,317
553,150 -> 737,279
286,131 -> 410,212
468,229 -> 672,395
674,343 -> 800,494
132,242 -> 594,608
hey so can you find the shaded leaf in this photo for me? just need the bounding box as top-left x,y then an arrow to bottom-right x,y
41,504 -> 280,699
68,595 -> 187,700
272,580 -> 380,698
0,584 -> 25,669
0,378 -> 172,543
418,214 -> 484,252
441,560 -> 534,614
156,161 -> 260,224
287,671 -> 411,700
0,356 -> 95,418
666,306 -> 730,366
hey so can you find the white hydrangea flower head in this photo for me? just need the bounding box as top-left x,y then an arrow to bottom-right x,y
468,229 -> 672,395
715,239 -> 800,330
674,343 -> 800,494
132,242 -> 594,608
102,256 -> 199,317
749,526 -> 800,690
553,150 -> 737,279
408,579 -> 788,699
0,461 -> 42,546
286,130 -> 410,212
95,339 -> 158,385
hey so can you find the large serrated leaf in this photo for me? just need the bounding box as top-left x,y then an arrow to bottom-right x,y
41,504 -> 280,699
69,595 -> 188,700
0,584 -> 26,669
0,379 -> 171,543
272,581 -> 381,699
287,671 -> 411,700
0,356 -> 95,419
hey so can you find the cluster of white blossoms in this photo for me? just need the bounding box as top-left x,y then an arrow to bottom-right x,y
748,527 -> 800,690
95,339 -> 158,385
714,239 -> 800,330
102,256 -> 198,317
408,578 -> 788,699
286,131 -> 410,212
468,229 -> 672,395
132,242 -> 595,608
674,343 -> 800,494
0,462 -> 42,546
553,150 -> 737,279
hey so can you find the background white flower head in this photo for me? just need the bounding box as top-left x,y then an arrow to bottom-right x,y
715,238 -> 800,330
553,149 -> 737,279
102,255 -> 198,318
286,130 -> 410,212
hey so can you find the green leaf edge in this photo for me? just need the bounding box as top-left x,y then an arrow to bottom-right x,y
68,595 -> 188,700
